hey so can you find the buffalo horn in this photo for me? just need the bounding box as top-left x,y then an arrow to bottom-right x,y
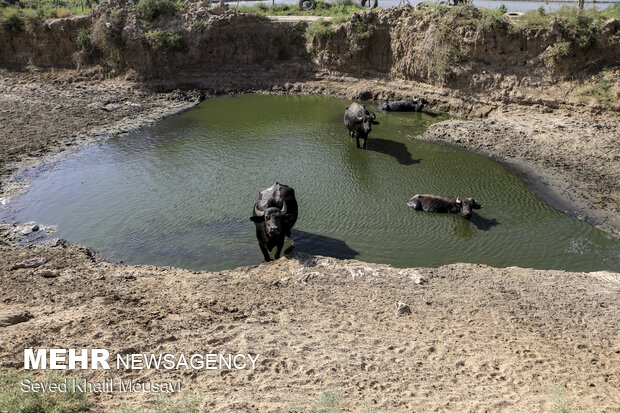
254,204 -> 265,216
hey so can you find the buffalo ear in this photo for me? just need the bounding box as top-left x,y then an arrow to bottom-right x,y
372,120 -> 380,125
250,216 -> 264,223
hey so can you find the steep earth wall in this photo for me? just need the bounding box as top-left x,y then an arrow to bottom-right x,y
0,15 -> 90,68
1,1 -> 618,95
309,7 -> 619,94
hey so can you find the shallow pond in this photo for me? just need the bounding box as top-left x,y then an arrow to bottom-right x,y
5,94 -> 620,272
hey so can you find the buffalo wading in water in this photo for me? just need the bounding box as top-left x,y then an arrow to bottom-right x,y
344,103 -> 379,149
406,194 -> 482,220
379,98 -> 429,112
250,182 -> 298,262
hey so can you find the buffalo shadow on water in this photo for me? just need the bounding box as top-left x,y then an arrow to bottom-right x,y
470,214 -> 500,231
285,229 -> 359,260
452,213 -> 500,237
365,137 -> 421,166
452,214 -> 500,238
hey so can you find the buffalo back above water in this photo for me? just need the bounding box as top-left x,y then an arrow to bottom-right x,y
407,194 -> 482,219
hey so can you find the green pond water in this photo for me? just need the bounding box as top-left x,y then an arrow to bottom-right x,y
5,94 -> 620,272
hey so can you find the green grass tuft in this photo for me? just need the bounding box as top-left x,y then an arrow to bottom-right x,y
193,18 -> 206,32
0,368 -> 89,413
353,19 -> 373,39
305,17 -> 334,40
76,27 -> 93,52
547,382 -> 597,413
579,77 -> 619,109
141,29 -> 187,51
134,0 -> 181,21
233,0 -> 362,18
0,0 -> 99,25
290,388 -> 341,413
1,9 -> 24,33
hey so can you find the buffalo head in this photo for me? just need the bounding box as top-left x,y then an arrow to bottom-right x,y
359,112 -> 379,133
250,201 -> 290,237
455,198 -> 482,219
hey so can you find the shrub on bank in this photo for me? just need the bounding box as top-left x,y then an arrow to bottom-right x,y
305,18 -> 334,39
193,18 -> 205,32
0,0 -> 97,25
141,29 -> 187,51
22,8 -> 43,30
1,9 -> 24,32
76,27 -> 93,52
134,0 -> 180,21
579,77 -> 619,109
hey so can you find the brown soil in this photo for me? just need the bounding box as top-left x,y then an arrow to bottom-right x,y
0,3 -> 619,412
1,246 -> 619,412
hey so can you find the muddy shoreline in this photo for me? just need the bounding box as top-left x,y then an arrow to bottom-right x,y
419,128 -> 620,238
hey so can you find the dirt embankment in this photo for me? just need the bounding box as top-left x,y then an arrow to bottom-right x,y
0,1 -> 310,87
309,7 -> 620,95
1,3 -> 618,107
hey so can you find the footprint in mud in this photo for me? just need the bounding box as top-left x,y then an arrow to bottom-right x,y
273,360 -> 288,374
206,332 -> 236,346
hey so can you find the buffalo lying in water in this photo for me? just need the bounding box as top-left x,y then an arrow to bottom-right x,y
379,98 -> 429,112
250,182 -> 298,261
407,194 -> 482,220
344,103 -> 379,149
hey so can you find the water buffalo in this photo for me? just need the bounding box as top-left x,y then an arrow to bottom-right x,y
406,194 -> 482,220
344,103 -> 379,149
250,182 -> 298,261
379,98 -> 429,112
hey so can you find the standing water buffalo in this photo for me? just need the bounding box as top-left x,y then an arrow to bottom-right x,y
379,98 -> 429,112
344,103 -> 379,149
406,194 -> 482,220
250,182 -> 298,262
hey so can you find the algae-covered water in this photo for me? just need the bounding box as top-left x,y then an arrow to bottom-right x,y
6,94 -> 620,271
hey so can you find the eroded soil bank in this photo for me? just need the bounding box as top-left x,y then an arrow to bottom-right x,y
0,2 -> 619,411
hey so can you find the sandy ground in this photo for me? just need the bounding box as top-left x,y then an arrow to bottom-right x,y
0,69 -> 619,412
1,248 -> 619,412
